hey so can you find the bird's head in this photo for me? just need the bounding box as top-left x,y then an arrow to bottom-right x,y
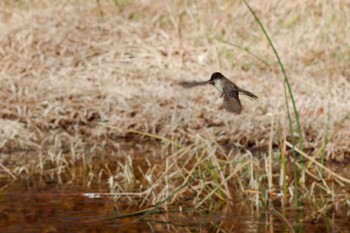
208,72 -> 224,85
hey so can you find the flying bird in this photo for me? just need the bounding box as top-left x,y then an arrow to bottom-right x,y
179,72 -> 257,114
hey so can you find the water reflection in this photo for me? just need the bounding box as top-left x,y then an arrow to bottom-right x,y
0,183 -> 349,233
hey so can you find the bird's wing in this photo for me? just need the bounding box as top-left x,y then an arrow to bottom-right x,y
223,88 -> 242,114
178,81 -> 209,88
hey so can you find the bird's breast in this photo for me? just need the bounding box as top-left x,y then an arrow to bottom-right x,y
213,79 -> 224,93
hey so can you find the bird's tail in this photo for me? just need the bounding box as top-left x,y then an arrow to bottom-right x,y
237,87 -> 258,100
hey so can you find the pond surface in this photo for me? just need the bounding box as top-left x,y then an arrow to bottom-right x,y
1,182 -> 349,233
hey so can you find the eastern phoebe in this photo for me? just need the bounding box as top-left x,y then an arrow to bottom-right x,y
179,72 -> 257,114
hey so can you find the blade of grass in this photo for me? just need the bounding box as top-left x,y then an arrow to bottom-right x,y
320,105 -> 330,174
241,0 -> 303,150
0,163 -> 17,180
286,141 -> 350,185
126,129 -> 183,148
242,0 -> 304,206
108,175 -> 199,223
195,160 -> 251,209
98,123 -> 183,148
277,121 -> 288,197
215,38 -> 272,67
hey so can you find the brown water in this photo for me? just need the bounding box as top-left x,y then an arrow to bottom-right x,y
1,182 -> 349,233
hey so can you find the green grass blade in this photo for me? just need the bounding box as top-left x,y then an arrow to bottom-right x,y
242,0 -> 305,205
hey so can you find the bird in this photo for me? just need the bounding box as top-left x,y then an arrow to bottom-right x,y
179,72 -> 257,114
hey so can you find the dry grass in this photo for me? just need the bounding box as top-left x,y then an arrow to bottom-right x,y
0,0 -> 350,218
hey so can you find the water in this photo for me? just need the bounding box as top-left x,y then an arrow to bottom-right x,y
1,182 -> 349,233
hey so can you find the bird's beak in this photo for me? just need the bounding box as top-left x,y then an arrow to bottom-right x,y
208,80 -> 214,85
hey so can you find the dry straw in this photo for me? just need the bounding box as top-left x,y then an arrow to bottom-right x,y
0,0 -> 349,219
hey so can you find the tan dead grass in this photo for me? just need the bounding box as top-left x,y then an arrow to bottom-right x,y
0,0 -> 349,212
